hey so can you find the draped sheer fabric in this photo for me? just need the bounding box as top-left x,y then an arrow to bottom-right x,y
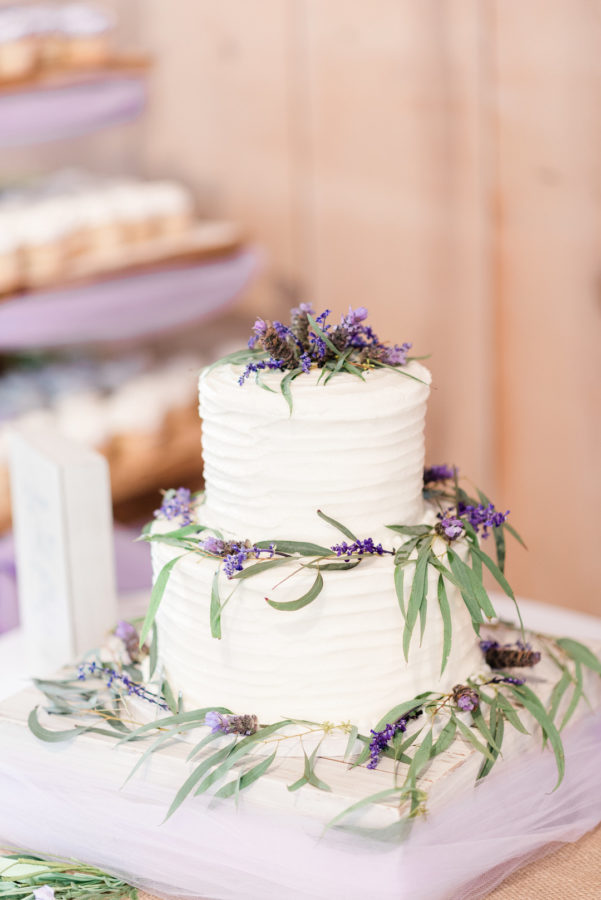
0,709 -> 600,900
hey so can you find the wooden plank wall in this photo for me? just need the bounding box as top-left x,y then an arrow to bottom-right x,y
139,0 -> 600,614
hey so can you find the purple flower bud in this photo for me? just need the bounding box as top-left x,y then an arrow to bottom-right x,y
200,535 -> 226,555
424,465 -> 456,484
154,487 -> 193,525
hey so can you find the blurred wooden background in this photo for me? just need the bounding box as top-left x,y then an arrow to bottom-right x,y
11,1 -> 599,614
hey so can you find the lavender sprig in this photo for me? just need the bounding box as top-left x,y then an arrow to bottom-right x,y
77,662 -> 169,711
331,538 -> 391,558
198,536 -> 276,579
154,487 -> 193,526
240,306 -> 412,381
367,708 -> 423,770
205,710 -> 259,736
424,464 -> 456,485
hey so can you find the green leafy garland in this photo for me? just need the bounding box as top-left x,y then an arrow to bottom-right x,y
0,854 -> 138,899
26,623 -> 601,841
141,475 -> 524,678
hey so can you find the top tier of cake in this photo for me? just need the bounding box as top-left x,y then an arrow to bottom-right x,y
198,360 -> 431,545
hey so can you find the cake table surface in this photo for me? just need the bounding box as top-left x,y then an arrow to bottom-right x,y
0,594 -> 600,900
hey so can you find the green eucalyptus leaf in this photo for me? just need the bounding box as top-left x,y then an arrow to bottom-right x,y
306,314 -> 340,355
508,684 -> 565,789
229,557 -> 291,580
447,549 -> 483,634
254,539 -> 332,556
471,705 -> 502,753
210,568 -> 222,639
477,699 -> 504,780
452,713 -> 497,762
343,725 -> 359,761
316,509 -> 358,542
280,367 -> 303,414
323,347 -> 354,384
266,570 -> 323,611
547,669 -> 572,727
469,543 -> 525,634
119,706 -> 232,743
148,622 -> 158,679
403,546 -> 430,660
309,559 -> 361,571
342,359 -> 366,381
28,707 -> 90,743
465,549 -> 497,619
386,525 -> 432,537
165,741 -> 237,819
504,521 -> 527,548
394,564 -> 406,618
194,720 -> 292,797
162,678 -> 178,714
186,729 -> 226,762
325,788 -> 402,831
140,554 -> 185,646
431,717 -> 457,757
376,362 -> 428,386
560,662 -> 584,731
124,723 -> 201,786
141,524 -> 206,543
437,573 -> 452,676
493,692 -> 530,735
215,748 -> 278,799
556,638 -> 601,676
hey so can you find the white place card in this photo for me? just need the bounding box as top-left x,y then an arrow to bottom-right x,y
8,423 -> 117,674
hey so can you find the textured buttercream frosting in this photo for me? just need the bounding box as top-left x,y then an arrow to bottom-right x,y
149,357 -> 486,732
151,519 -> 485,732
199,361 -> 431,545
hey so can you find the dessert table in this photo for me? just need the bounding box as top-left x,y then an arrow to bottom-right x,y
0,593 -> 600,900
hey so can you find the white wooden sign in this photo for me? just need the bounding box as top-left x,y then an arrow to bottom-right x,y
8,423 -> 117,674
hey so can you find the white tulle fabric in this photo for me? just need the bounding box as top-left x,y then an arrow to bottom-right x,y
0,710 -> 600,900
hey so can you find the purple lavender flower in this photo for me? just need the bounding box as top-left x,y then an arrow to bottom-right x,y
205,710 -> 258,736
205,710 -> 229,733
452,684 -> 480,712
115,620 -> 138,643
488,675 -> 526,686
367,707 -> 423,769
199,535 -> 226,555
424,464 -> 456,485
248,317 -> 268,348
331,538 -> 389,557
291,302 -> 314,317
300,352 -> 312,373
155,487 -> 193,525
77,662 -> 169,710
367,719 -> 407,769
380,342 -> 412,365
480,639 -> 541,668
113,620 -> 143,663
341,306 -> 368,329
459,503 -> 509,538
436,510 -> 464,541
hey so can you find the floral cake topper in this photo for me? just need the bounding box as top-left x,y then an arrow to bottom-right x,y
208,304 -> 419,410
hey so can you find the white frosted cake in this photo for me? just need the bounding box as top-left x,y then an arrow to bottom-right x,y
149,309 -> 487,732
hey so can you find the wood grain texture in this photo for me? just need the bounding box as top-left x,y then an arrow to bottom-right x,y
128,0 -> 599,614
492,0 -> 601,609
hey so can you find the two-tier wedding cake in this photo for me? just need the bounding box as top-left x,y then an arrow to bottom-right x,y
148,306 -> 486,731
